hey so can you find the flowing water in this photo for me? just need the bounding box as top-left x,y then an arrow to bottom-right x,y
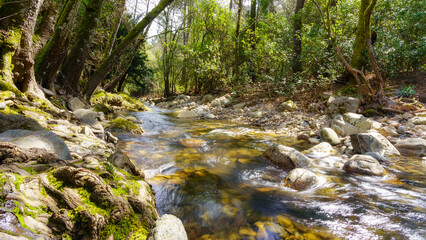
118,107 -> 426,240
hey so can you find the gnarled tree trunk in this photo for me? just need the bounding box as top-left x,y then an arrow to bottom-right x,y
33,0 -> 60,57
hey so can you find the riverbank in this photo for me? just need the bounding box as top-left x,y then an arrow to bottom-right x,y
0,90 -> 187,240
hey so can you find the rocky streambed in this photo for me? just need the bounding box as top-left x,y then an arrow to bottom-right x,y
0,90 -> 188,240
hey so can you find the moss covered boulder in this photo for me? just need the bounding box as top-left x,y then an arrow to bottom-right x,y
107,117 -> 144,134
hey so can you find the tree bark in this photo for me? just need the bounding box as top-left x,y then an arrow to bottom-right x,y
59,0 -> 106,96
84,0 -> 174,100
102,0 -> 126,58
292,0 -> 305,74
350,0 -> 370,71
33,0 -> 60,57
248,0 -> 257,82
35,0 -> 82,92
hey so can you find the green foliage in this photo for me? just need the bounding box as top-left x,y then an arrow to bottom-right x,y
397,85 -> 416,98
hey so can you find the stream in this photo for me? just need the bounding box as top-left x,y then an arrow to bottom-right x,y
118,107 -> 426,239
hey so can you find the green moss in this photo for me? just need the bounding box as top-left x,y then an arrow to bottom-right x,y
13,174 -> 25,190
107,117 -> 143,134
337,85 -> 359,96
47,172 -> 65,190
100,214 -> 150,240
0,81 -> 22,97
77,188 -> 110,216
90,91 -> 150,112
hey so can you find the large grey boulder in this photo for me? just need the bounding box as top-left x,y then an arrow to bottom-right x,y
350,133 -> 400,157
282,168 -> 319,191
73,108 -> 104,131
395,138 -> 426,157
68,97 -> 87,111
320,128 -> 340,145
264,145 -> 312,170
0,113 -> 43,133
327,96 -> 360,114
147,214 -> 188,240
0,129 -> 72,160
343,154 -> 385,176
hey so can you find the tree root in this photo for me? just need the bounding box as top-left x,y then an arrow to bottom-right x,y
0,143 -> 61,164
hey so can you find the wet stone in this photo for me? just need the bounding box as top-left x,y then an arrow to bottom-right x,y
282,168 -> 320,191
343,154 -> 385,176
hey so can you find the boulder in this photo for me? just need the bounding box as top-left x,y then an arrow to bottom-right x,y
73,109 -> 104,131
0,129 -> 72,159
408,116 -> 426,125
0,102 -> 6,110
350,133 -> 400,157
319,128 -> 340,145
68,97 -> 87,111
343,154 -> 385,176
179,139 -> 207,148
108,150 -> 144,177
327,95 -> 360,114
395,138 -> 426,157
282,168 -> 320,191
176,111 -> 198,118
107,117 -> 143,134
264,145 -> 312,170
331,113 -> 380,136
0,113 -> 43,133
278,100 -> 298,112
147,214 -> 188,240
365,152 -> 388,163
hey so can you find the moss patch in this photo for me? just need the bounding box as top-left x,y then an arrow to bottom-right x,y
100,214 -> 150,240
107,117 -> 143,134
90,91 -> 150,112
0,81 -> 22,97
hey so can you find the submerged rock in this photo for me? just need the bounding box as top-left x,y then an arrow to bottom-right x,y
282,168 -> 320,191
147,214 -> 188,240
320,128 -> 340,145
179,138 -> 207,148
264,145 -> 312,170
395,138 -> 426,157
0,113 -> 43,133
0,129 -> 72,159
350,132 -> 400,157
343,154 -> 385,176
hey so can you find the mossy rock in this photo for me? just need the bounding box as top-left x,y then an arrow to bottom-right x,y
90,91 -> 150,112
0,90 -> 16,100
0,82 -> 22,97
107,117 -> 143,134
93,104 -> 112,114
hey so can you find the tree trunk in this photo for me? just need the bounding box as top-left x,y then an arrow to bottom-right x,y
248,0 -> 257,82
33,0 -> 60,57
84,0 -> 174,100
350,0 -> 370,71
8,0 -> 46,99
59,0 -> 106,96
35,0 -> 82,92
292,0 -> 305,74
102,0 -> 126,58
233,0 -> 242,83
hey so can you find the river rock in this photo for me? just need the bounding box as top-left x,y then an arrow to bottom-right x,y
343,154 -> 385,176
211,94 -> 231,107
0,102 -> 6,110
278,100 -> 298,112
319,128 -> 340,145
179,138 -> 207,148
327,95 -> 360,114
176,111 -> 198,118
232,102 -> 245,110
147,214 -> 188,240
108,150 -> 144,177
264,145 -> 312,170
395,138 -> 426,157
350,133 -> 400,157
331,113 -> 379,136
201,94 -> 215,104
304,142 -> 336,158
0,129 -> 72,159
408,116 -> 426,125
68,97 -> 87,111
365,152 -> 388,163
0,113 -> 43,133
249,111 -> 263,118
73,109 -> 104,131
282,168 -> 320,191
379,125 -> 398,137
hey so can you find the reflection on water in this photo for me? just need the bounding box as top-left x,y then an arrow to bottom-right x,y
118,107 -> 426,239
